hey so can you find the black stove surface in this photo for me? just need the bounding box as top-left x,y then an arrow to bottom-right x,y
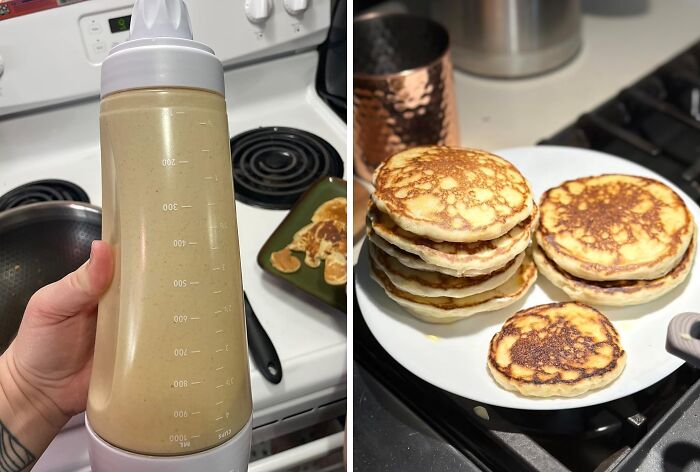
230,127 -> 344,209
0,180 -> 90,212
356,39 -> 700,472
355,296 -> 700,472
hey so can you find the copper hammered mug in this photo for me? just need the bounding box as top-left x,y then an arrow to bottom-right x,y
353,13 -> 460,181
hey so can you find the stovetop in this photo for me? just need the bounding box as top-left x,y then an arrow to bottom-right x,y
231,126 -> 344,209
355,39 -> 700,472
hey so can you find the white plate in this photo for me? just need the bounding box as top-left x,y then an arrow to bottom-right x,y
355,145 -> 700,410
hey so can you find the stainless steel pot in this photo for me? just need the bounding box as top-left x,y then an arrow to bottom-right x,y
0,201 -> 101,352
431,0 -> 582,78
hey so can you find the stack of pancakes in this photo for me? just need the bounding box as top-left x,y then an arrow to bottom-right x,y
367,146 -> 539,323
534,175 -> 696,306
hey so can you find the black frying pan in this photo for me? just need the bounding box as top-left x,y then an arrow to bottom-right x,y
0,202 -> 101,352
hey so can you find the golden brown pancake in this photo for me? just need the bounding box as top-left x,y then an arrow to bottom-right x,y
365,228 -> 506,277
312,197 -> 347,223
537,174 -> 694,281
368,201 -> 537,274
488,302 -> 626,397
369,240 -> 525,298
533,230 -> 696,306
288,219 -> 347,268
324,252 -> 347,285
372,146 -> 533,242
270,247 -> 301,273
370,254 -> 537,324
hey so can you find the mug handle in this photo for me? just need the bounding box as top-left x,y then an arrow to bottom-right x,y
666,312 -> 700,368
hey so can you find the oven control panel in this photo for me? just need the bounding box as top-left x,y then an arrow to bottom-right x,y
0,0 -> 331,116
79,7 -> 131,64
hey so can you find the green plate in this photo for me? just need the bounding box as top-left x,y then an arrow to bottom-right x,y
257,177 -> 347,312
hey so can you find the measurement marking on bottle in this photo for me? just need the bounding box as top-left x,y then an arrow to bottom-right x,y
199,122 -> 207,125
216,384 -> 224,389
214,310 -> 222,314
212,290 -> 223,294
189,281 -> 200,285
201,149 -> 210,153
181,205 -> 193,209
207,202 -> 216,206
216,348 -> 224,353
216,366 -> 224,371
187,242 -> 198,245
204,176 -> 214,180
190,350 -> 201,354
175,111 -> 185,115
178,160 -> 190,164
189,316 -> 201,320
190,381 -> 202,385
216,329 -> 223,334
210,246 -> 219,250
216,400 -> 224,405
190,434 -> 200,438
215,428 -> 224,433
191,412 -> 201,415
212,267 -> 222,271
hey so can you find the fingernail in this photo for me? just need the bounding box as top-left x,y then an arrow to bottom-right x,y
88,241 -> 97,266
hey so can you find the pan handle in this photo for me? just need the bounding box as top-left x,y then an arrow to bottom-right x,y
666,312 -> 700,368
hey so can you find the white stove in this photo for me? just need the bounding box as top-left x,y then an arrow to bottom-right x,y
0,1 -> 346,470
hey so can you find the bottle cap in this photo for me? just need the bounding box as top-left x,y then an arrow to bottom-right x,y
100,0 -> 224,97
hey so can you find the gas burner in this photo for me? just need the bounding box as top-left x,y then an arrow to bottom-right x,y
0,180 -> 90,212
230,127 -> 343,209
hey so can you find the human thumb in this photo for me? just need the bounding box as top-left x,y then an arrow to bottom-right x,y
26,241 -> 113,319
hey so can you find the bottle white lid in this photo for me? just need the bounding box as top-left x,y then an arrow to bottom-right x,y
100,0 -> 224,97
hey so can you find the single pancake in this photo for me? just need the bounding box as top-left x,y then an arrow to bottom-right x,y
270,247 -> 301,273
312,197 -> 347,223
324,252 -> 347,285
488,302 -> 626,397
372,146 -> 533,242
533,229 -> 696,306
537,174 -> 694,281
369,241 -> 525,298
366,228 -> 504,277
370,254 -> 537,324
368,201 -> 537,273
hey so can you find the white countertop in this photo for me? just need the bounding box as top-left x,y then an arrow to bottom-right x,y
454,0 -> 700,150
354,0 -> 700,262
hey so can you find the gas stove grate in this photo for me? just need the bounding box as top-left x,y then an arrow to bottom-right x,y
230,127 -> 343,210
0,180 -> 90,212
541,41 -> 700,203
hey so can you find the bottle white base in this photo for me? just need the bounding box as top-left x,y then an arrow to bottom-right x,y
85,414 -> 252,472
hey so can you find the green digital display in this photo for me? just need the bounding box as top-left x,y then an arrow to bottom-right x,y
108,15 -> 131,33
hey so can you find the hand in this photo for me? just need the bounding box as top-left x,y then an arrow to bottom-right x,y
6,240 -> 113,421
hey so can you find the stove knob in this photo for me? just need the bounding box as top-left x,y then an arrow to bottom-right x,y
284,0 -> 308,15
245,0 -> 272,23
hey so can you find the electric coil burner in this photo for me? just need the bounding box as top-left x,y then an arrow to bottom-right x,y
230,127 -> 343,209
0,179 -> 90,212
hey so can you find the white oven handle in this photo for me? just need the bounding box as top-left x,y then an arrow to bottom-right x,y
249,431 -> 344,472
